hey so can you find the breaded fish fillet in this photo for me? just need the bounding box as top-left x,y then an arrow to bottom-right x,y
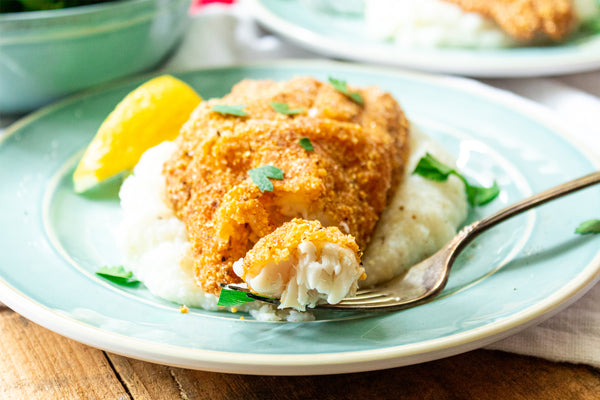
163,77 -> 409,295
444,0 -> 576,41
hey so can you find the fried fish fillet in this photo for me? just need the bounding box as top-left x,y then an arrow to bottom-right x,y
444,0 -> 576,41
163,77 -> 409,295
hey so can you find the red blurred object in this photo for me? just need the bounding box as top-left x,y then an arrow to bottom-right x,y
198,0 -> 235,4
190,0 -> 235,13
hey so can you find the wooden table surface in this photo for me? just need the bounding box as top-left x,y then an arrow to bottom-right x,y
2,302 -> 600,399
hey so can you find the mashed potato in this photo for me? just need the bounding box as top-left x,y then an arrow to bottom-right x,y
361,126 -> 467,287
366,0 -> 514,48
116,125 -> 467,320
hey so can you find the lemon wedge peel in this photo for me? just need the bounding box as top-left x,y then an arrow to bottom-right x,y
73,75 -> 201,193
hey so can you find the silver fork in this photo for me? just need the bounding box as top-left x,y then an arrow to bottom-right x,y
223,171 -> 600,311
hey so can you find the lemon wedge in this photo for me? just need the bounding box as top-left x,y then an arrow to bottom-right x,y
73,75 -> 201,193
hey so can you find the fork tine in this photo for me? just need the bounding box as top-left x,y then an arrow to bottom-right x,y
354,288 -> 378,296
338,296 -> 395,306
342,292 -> 388,301
331,298 -> 401,309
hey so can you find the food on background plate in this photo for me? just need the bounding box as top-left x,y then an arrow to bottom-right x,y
79,75 -> 472,321
362,0 -> 600,48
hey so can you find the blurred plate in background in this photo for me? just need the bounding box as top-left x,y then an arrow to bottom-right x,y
252,0 -> 600,77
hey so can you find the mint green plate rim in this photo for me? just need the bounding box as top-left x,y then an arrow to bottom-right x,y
253,0 -> 600,78
1,60 -> 600,375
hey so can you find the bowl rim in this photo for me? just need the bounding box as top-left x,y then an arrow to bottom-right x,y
0,0 -> 182,22
0,0 -> 191,45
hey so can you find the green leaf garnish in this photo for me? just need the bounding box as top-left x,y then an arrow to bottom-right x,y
464,181 -> 500,207
19,0 -> 65,10
575,219 -> 600,235
579,18 -> 600,35
96,266 -> 140,286
328,77 -> 364,105
270,101 -> 305,115
299,137 -> 314,151
248,165 -> 284,192
217,289 -> 256,307
211,104 -> 248,117
413,153 -> 500,206
412,152 -> 454,181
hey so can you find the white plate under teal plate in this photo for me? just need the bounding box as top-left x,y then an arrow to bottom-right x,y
1,61 -> 600,375
252,0 -> 600,77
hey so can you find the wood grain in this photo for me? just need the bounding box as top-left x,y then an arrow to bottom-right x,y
0,312 -> 129,400
153,352 -> 600,400
107,354 -> 183,400
2,309 -> 600,400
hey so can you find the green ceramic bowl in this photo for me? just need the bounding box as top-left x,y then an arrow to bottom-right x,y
0,0 -> 191,114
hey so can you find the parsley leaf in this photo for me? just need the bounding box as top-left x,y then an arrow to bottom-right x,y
575,219 -> 600,235
413,152 -> 500,206
328,77 -> 364,105
299,137 -> 314,151
579,18 -> 600,35
270,101 -> 305,115
211,104 -> 248,117
96,266 -> 140,286
248,165 -> 284,192
217,289 -> 256,307
465,181 -> 500,207
349,92 -> 364,104
412,152 -> 454,181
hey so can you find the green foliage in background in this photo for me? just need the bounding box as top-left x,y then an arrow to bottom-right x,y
0,0 -> 118,13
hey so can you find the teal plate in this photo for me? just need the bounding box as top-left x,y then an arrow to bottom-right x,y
1,61 -> 600,375
253,0 -> 600,77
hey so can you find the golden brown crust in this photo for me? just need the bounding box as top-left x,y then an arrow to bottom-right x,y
444,0 -> 576,41
163,77 -> 409,294
237,218 -> 360,279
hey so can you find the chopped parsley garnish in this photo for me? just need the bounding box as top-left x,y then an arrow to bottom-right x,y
270,101 -> 305,115
211,104 -> 248,117
413,152 -> 454,182
1,0 -> 118,13
217,289 -> 257,307
328,77 -> 364,105
96,266 -> 140,286
248,165 -> 284,193
579,18 -> 600,35
575,219 -> 600,235
413,152 -> 500,206
465,181 -> 500,207
299,137 -> 314,151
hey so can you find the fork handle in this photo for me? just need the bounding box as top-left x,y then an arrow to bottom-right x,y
464,170 -> 600,244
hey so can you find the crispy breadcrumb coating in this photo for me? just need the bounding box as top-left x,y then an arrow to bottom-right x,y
444,0 -> 576,41
235,218 -> 361,280
163,77 -> 409,294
